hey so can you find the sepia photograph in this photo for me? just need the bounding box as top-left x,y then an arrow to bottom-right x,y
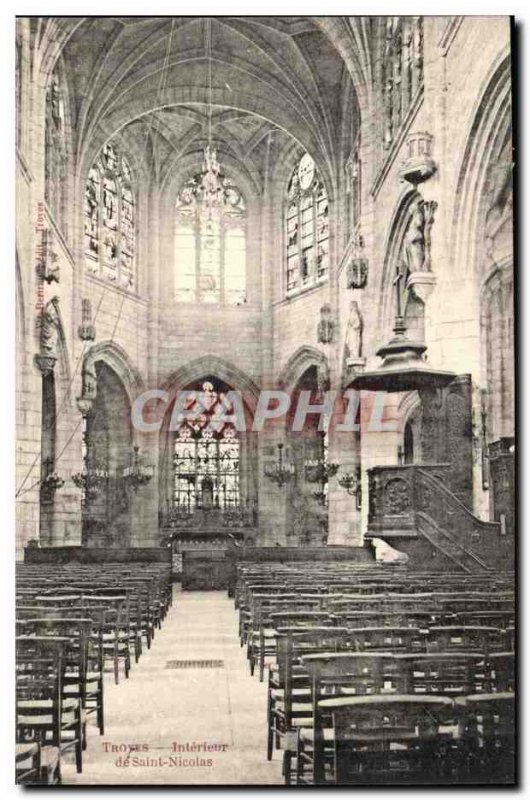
12,11 -> 515,787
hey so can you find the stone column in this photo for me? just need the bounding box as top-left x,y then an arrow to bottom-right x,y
129,183 -> 160,546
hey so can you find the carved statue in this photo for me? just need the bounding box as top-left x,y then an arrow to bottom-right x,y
345,300 -> 363,360
81,359 -> 98,401
404,200 -> 426,272
403,199 -> 437,274
40,297 -> 61,357
49,73 -> 63,130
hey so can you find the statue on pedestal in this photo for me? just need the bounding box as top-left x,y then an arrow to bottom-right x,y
345,300 -> 363,362
40,296 -> 61,357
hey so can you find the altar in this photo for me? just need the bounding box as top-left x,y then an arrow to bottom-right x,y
160,505 -> 257,584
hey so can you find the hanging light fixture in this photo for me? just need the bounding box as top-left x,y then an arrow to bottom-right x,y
122,446 -> 154,492
71,415 -> 108,504
199,19 -> 226,230
264,443 -> 295,488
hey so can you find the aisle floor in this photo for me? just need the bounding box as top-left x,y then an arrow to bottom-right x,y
63,589 -> 283,785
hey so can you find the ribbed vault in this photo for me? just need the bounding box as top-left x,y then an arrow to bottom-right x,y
32,16 -> 366,193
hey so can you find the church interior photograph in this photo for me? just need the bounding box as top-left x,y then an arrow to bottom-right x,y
14,14 -> 515,786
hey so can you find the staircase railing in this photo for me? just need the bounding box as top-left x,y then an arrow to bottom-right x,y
367,464 -> 502,570
415,468 -> 501,554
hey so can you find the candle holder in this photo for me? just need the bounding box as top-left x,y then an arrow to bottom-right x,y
72,458 -> 109,503
338,465 -> 362,510
122,446 -> 154,492
264,443 -> 296,488
123,445 -> 155,492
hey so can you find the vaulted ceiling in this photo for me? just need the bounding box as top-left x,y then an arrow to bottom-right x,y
34,16 -> 371,193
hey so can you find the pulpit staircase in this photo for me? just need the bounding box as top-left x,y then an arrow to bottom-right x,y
367,465 -> 511,573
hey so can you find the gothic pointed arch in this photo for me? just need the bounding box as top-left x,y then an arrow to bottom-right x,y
278,346 -> 330,393
162,355 -> 260,413
82,341 -> 145,408
452,51 -> 512,277
452,53 -> 513,445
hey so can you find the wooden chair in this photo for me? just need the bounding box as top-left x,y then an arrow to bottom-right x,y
16,636 -> 83,776
296,652 -> 398,786
345,626 -> 426,654
455,692 -> 515,783
15,742 -> 41,784
35,594 -> 130,684
319,694 -> 456,785
426,625 -> 507,655
267,627 -> 351,777
486,652 -> 515,693
17,617 -> 104,738
395,652 -> 488,696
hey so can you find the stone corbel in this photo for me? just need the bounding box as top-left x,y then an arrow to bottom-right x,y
406,270 -> 437,304
400,132 -> 436,187
34,354 -> 57,376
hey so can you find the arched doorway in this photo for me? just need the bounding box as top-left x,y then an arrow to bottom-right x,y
81,362 -> 133,547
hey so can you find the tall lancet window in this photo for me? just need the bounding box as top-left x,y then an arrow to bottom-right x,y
84,142 -> 136,291
286,153 -> 329,293
381,17 -> 424,151
45,66 -> 68,236
174,157 -> 247,305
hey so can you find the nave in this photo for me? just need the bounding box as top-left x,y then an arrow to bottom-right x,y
62,589 -> 281,785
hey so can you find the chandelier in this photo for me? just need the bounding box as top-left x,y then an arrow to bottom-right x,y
72,458 -> 109,503
264,443 -> 295,488
304,457 -> 339,507
199,144 -> 226,228
71,413 -> 108,503
122,446 -> 154,492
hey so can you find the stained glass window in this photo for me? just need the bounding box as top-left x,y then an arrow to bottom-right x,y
84,141 -> 136,290
173,383 -> 240,512
285,153 -> 329,293
381,17 -> 424,150
175,170 -> 246,305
